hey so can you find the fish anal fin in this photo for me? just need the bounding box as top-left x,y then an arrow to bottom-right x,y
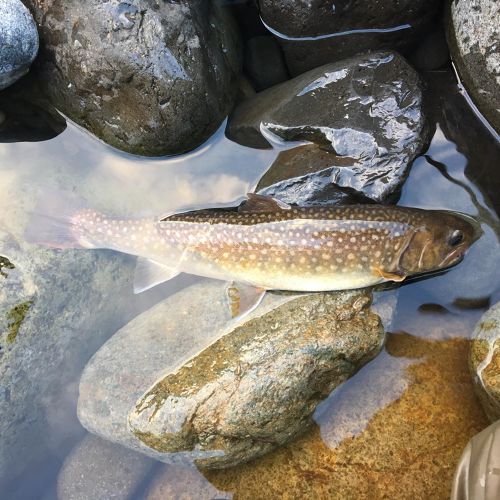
239,193 -> 291,213
226,282 -> 266,320
134,258 -> 180,294
373,267 -> 406,282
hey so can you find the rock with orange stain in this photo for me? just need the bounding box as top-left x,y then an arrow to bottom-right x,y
470,302 -> 500,422
203,333 -> 489,499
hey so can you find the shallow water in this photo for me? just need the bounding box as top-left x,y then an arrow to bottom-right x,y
0,66 -> 499,499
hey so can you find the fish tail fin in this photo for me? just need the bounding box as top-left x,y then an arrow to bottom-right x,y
25,189 -> 97,249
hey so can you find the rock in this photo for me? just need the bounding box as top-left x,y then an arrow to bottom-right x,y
57,434 -> 154,500
0,75 -> 66,143
409,24 -> 450,71
0,229 -> 139,487
255,144 -> 371,206
229,51 -> 429,202
229,0 -> 268,40
451,419 -> 500,500
129,289 -> 383,469
0,0 -> 39,90
146,464 -> 231,500
447,0 -> 500,134
244,36 -> 289,91
205,332 -> 489,498
78,281 -> 384,468
23,0 -> 242,156
259,0 -> 440,75
470,302 -> 500,422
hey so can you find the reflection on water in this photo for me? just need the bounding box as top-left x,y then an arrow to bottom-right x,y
0,66 -> 499,498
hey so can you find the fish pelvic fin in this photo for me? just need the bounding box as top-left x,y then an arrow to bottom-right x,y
373,267 -> 406,282
133,257 -> 181,294
226,282 -> 266,320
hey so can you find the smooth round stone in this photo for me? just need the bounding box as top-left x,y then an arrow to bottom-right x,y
0,0 -> 39,90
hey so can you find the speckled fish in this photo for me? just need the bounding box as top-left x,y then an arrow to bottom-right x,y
27,194 -> 480,316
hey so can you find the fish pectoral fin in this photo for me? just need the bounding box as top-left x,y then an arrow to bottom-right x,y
226,282 -> 266,319
373,267 -> 406,282
239,193 -> 291,213
134,258 -> 180,294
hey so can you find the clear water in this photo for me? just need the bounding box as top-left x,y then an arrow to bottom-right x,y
0,66 -> 499,499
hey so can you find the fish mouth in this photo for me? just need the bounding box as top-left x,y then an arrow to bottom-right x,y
439,245 -> 467,268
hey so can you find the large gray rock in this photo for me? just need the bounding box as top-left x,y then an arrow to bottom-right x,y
0,0 -> 39,90
57,434 -> 154,500
259,0 -> 439,75
78,281 -> 384,468
23,0 -> 242,156
229,51 -> 429,203
447,0 -> 500,134
470,302 -> 500,422
0,230 -> 137,488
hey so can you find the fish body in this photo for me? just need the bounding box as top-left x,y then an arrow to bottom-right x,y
32,194 -> 480,296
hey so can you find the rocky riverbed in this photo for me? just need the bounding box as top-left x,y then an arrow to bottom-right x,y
0,0 -> 499,498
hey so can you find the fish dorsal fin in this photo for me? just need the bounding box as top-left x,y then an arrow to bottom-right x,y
134,258 -> 180,294
239,193 -> 291,213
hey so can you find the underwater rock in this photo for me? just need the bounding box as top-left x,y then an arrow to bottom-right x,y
23,0 -> 241,156
229,51 -> 428,202
205,333 -> 489,498
57,434 -> 153,500
244,36 -> 289,91
129,289 -> 383,469
0,75 -> 66,143
78,281 -> 384,467
451,419 -> 500,500
447,0 -> 500,134
0,0 -> 39,90
0,231 -> 137,487
259,0 -> 439,75
470,302 -> 500,422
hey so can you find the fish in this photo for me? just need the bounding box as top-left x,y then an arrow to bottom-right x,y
26,193 -> 481,317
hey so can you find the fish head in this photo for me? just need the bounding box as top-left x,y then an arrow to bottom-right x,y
399,210 -> 482,275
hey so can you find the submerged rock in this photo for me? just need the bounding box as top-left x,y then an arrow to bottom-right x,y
447,0 -> 500,134
470,302 -> 500,422
78,281 -> 384,468
23,0 -> 241,156
129,289 -> 383,469
259,0 -> 439,75
0,230 -> 137,487
0,0 -> 39,90
57,434 -> 154,500
205,333 -> 489,498
229,51 -> 428,202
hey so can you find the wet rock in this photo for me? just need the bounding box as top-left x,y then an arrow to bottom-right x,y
78,281 -> 384,468
129,289 -> 383,469
0,76 -> 66,143
470,302 -> 500,422
447,0 -> 500,134
57,434 -> 153,500
451,419 -> 500,500
229,51 -> 428,202
205,333 -> 489,498
0,230 -> 138,487
23,0 -> 241,156
244,36 -> 288,91
0,0 -> 39,90
259,0 -> 439,75
229,0 -> 268,40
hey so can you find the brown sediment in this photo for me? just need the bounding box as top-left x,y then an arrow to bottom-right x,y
203,333 -> 489,499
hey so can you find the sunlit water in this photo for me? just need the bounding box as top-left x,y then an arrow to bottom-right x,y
1,67 -> 499,499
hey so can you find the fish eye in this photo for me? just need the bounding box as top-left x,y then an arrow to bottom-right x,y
448,230 -> 464,247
